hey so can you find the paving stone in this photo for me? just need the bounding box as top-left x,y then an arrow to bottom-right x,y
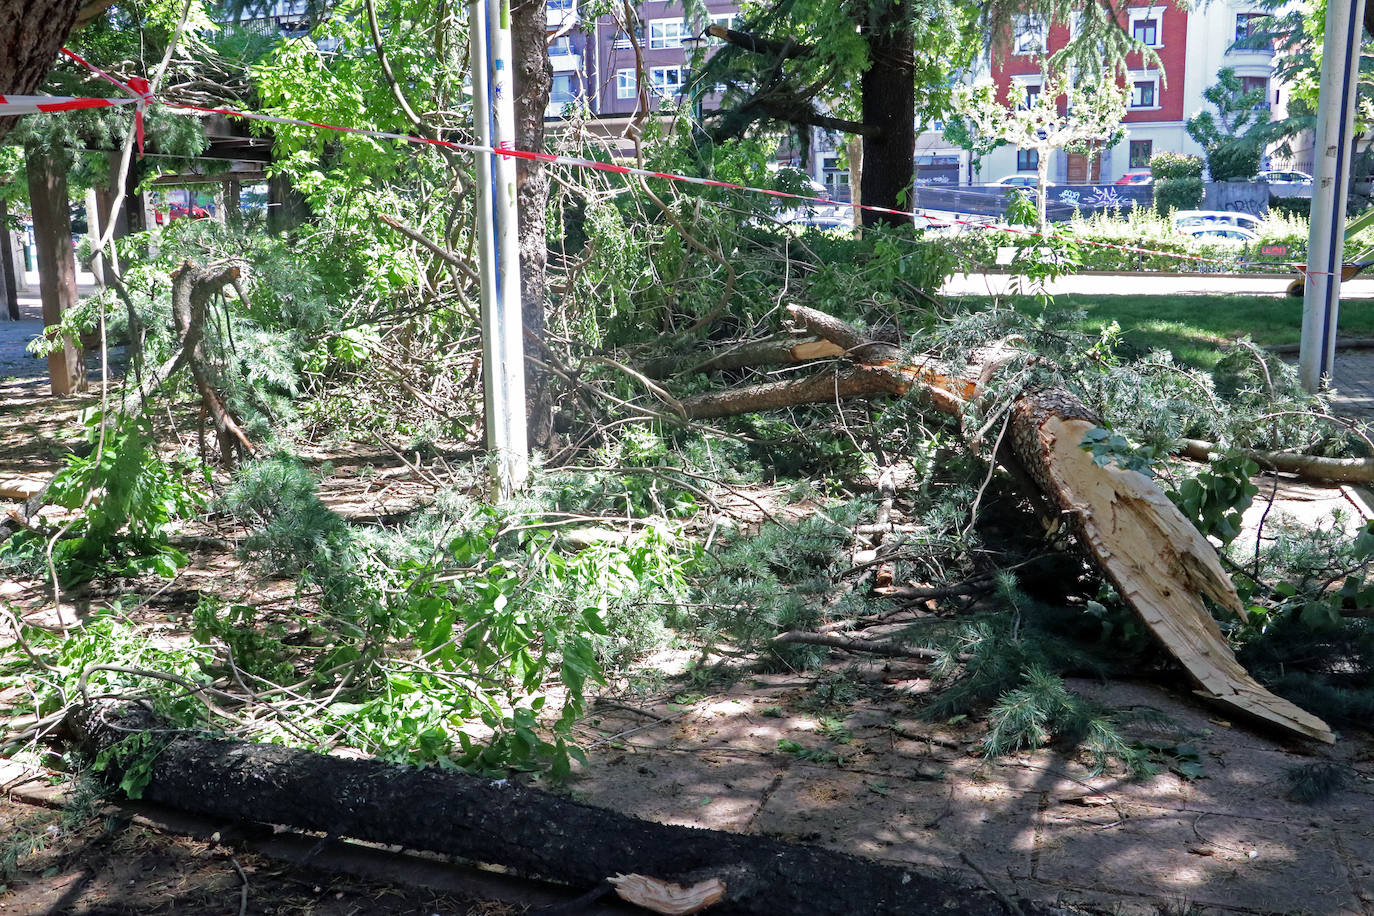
1034,803 -> 1360,913
571,746 -> 784,832
751,762 -> 1039,875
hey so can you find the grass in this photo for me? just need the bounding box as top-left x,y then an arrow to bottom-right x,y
953,293 -> 1374,369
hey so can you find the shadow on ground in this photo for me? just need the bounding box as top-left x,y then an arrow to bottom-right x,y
571,668 -> 1374,914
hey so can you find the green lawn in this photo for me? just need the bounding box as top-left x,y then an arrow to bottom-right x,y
956,293 -> 1374,369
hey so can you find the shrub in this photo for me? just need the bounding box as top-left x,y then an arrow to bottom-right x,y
1150,152 -> 1204,181
1270,196 -> 1311,219
1154,177 -> 1205,214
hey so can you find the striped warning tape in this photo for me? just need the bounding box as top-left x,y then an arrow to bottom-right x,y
6,49 -> 1319,275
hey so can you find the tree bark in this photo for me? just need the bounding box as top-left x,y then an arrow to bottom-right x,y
68,702 -> 1039,916
1179,438 -> 1374,485
512,0 -> 554,450
0,0 -> 86,142
680,305 -> 1335,744
169,261 -> 253,467
26,143 -> 85,396
859,0 -> 914,229
0,197 -> 19,321
267,171 -> 311,233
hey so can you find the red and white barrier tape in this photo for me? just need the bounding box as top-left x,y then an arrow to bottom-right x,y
7,51 -> 1318,276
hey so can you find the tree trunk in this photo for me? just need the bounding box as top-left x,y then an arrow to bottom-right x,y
26,143 -> 85,396
68,702 -> 1040,916
1036,146 -> 1050,230
679,305 -> 1335,745
267,171 -> 311,233
859,0 -> 914,229
0,197 -> 19,321
0,0 -> 87,142
511,0 -> 555,450
846,135 -> 863,231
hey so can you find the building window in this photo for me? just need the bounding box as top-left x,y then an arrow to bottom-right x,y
548,34 -> 573,56
1017,148 -> 1039,172
546,0 -> 574,9
616,68 -> 637,99
648,19 -> 688,49
1130,77 -> 1157,109
1012,15 -> 1046,55
1235,12 -> 1271,47
1131,17 -> 1158,46
612,24 -> 642,49
1129,139 -> 1152,169
649,66 -> 684,98
1240,75 -> 1269,96
550,74 -> 577,104
1128,7 -> 1164,48
1012,75 -> 1042,110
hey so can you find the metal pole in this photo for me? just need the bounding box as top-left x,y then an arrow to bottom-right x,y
472,0 -> 529,498
1299,0 -> 1367,392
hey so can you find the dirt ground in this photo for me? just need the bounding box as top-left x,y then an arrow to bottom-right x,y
2,362 -> 1374,914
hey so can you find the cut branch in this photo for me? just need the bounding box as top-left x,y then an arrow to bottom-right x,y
704,23 -> 812,59
679,305 -> 1335,744
1179,438 -> 1374,485
773,630 -> 940,660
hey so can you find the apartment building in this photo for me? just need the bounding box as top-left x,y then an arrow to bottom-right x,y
978,0 -> 1283,184
545,0 -> 736,122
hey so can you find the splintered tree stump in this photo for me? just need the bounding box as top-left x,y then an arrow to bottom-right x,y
69,703 -> 1039,916
681,304 -> 1334,744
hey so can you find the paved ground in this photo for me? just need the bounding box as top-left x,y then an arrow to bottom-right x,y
574,672 -> 1374,915
0,275 -> 110,387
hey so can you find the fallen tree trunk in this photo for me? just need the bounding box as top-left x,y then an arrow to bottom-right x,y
683,305 -> 1334,744
68,703 -> 1037,916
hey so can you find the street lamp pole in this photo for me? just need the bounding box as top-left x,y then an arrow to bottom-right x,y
471,0 -> 529,498
1298,0 -> 1368,392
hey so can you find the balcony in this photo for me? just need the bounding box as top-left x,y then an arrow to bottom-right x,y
546,0 -> 576,30
550,52 -> 582,72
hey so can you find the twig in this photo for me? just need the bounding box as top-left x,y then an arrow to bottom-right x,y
593,355 -> 687,417
592,697 -> 671,721
772,630 -> 941,661
229,856 -> 249,916
958,851 -> 1024,916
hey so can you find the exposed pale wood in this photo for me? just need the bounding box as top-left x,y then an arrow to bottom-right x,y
609,874 -> 726,915
682,305 -> 1335,744
0,477 -> 45,501
1034,414 -> 1334,743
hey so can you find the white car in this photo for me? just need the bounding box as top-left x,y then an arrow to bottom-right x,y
1178,224 -> 1257,244
989,175 -> 1054,189
1172,210 -> 1263,233
1259,169 -> 1313,198
775,176 -> 849,229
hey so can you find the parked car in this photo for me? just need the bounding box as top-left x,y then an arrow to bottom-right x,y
1115,170 -> 1153,186
169,203 -> 211,220
1178,224 -> 1257,245
988,175 -> 1052,188
775,177 -> 848,230
1258,169 -> 1313,198
1172,210 -> 1263,233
